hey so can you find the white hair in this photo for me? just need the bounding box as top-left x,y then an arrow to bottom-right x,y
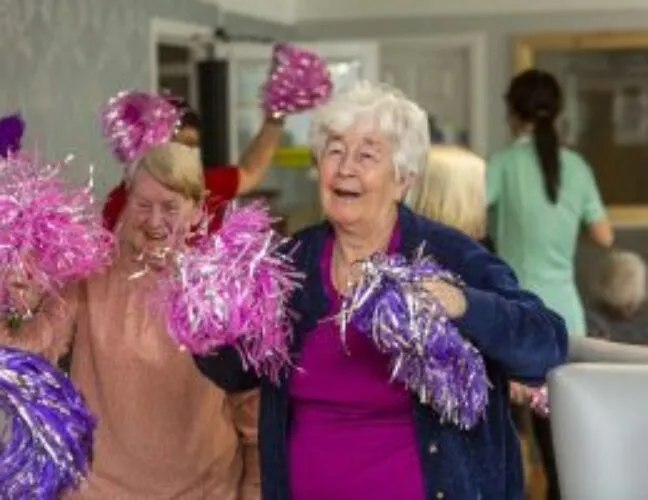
308,81 -> 430,177
406,145 -> 486,239
595,250 -> 646,316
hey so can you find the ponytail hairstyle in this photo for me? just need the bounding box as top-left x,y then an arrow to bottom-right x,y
506,69 -> 563,203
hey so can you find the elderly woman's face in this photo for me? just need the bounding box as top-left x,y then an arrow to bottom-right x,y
317,125 -> 409,228
120,168 -> 197,257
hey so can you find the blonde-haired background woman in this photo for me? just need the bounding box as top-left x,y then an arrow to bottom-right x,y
407,145 -> 486,240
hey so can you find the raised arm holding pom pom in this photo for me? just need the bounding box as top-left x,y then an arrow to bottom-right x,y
103,42 -> 332,234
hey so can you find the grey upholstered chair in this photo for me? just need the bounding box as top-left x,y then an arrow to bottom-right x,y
549,338 -> 648,500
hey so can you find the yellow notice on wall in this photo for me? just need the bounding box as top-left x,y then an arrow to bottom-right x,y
272,146 -> 312,168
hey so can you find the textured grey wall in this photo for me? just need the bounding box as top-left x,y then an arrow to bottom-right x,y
0,0 -> 290,197
295,9 -> 648,154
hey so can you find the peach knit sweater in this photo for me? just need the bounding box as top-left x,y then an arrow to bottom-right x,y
1,261 -> 259,499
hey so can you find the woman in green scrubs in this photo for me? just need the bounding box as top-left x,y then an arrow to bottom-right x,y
487,69 -> 614,500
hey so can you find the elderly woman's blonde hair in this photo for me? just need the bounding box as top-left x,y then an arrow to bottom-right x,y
308,81 -> 430,178
594,250 -> 646,317
126,143 -> 205,203
407,145 -> 486,239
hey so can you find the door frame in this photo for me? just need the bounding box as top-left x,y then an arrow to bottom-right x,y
149,18 -> 213,106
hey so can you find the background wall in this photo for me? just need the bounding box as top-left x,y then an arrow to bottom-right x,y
197,0 -> 296,24
0,0 -> 290,197
6,1 -> 648,200
295,9 -> 648,154
297,0 -> 648,20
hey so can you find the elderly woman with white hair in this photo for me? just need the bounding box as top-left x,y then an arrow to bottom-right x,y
1,143 -> 260,499
196,81 -> 568,500
586,250 -> 647,344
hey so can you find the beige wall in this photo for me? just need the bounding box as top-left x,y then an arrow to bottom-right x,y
295,9 -> 648,153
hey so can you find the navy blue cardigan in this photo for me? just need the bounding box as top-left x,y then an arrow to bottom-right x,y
196,204 -> 568,500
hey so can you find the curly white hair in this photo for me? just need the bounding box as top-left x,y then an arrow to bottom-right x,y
308,81 -> 430,178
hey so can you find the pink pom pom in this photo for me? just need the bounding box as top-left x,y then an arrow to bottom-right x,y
101,91 -> 180,164
158,201 -> 301,382
261,43 -> 333,116
529,385 -> 549,417
0,151 -> 115,314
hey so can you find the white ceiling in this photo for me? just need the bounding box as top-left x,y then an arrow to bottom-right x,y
201,0 -> 648,24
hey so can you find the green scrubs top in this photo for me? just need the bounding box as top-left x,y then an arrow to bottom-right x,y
487,136 -> 606,335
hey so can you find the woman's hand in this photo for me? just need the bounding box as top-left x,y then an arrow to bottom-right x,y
422,280 -> 467,319
510,381 -> 550,417
509,381 -> 532,405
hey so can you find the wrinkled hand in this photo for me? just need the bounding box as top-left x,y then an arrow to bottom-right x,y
422,279 -> 467,319
509,382 -> 549,417
509,381 -> 532,405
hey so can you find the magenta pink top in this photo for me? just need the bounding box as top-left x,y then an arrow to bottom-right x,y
287,226 -> 425,500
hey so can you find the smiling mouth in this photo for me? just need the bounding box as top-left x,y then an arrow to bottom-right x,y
333,188 -> 361,198
145,233 -> 167,242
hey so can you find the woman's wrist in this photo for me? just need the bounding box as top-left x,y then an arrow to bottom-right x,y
265,111 -> 285,125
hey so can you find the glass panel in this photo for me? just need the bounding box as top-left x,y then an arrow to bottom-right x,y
536,49 -> 648,206
158,44 -> 191,65
381,45 -> 471,148
233,58 -> 367,233
156,42 -> 197,107
158,75 -> 190,102
235,59 -> 362,149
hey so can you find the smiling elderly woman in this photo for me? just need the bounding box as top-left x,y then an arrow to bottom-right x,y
1,143 -> 260,499
196,82 -> 568,500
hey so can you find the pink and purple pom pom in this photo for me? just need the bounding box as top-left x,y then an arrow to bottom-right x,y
101,91 -> 180,164
340,249 -> 489,430
0,152 -> 115,316
261,43 -> 333,116
159,201 -> 301,382
0,347 -> 95,499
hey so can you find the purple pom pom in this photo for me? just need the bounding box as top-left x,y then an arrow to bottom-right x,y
101,91 -> 180,164
0,347 -> 96,499
261,43 -> 333,116
340,248 -> 489,430
0,114 -> 25,159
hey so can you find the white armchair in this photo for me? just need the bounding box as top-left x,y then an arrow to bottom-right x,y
549,339 -> 648,500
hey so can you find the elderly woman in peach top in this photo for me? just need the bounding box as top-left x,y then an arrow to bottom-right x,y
2,143 -> 259,499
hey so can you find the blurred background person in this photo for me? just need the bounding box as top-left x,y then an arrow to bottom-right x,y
586,249 -> 647,344
407,144 -> 486,240
486,68 -> 614,500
